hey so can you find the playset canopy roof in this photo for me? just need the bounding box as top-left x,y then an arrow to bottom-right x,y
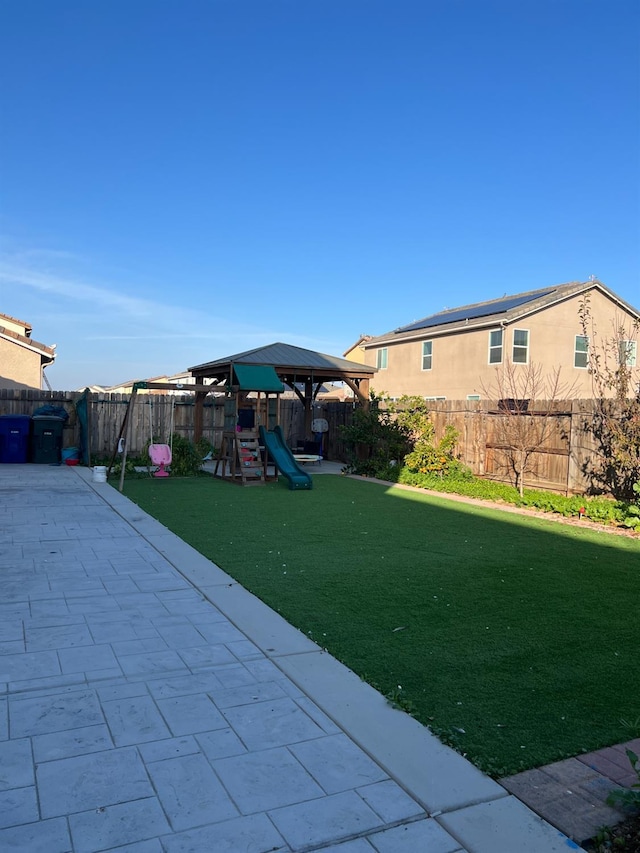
232,364 -> 284,393
189,342 -> 376,402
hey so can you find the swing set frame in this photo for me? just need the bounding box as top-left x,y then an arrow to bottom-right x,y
109,381 -> 222,492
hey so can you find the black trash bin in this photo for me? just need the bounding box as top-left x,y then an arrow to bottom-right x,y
30,416 -> 65,464
0,414 -> 31,463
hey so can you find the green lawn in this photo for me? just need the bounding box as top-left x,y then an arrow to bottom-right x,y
122,473 -> 640,776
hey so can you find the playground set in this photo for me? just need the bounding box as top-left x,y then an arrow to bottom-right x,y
213,364 -> 314,490
110,365 -> 316,491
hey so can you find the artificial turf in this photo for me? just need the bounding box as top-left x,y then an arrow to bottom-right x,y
122,473 -> 640,776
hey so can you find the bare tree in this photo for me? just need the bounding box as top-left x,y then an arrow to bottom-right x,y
579,295 -> 640,499
482,361 -> 578,497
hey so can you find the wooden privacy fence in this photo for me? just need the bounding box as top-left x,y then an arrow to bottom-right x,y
0,389 -> 338,460
0,388 -> 602,494
424,399 -> 597,495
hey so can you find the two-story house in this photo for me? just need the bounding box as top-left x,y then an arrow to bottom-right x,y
358,280 -> 639,400
0,312 -> 56,390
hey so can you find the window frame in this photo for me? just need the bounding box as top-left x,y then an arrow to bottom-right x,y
488,329 -> 503,365
376,347 -> 388,370
574,334 -> 589,369
512,328 -> 529,364
619,339 -> 637,367
421,340 -> 433,371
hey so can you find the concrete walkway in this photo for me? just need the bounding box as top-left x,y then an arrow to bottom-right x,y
0,464 -> 580,852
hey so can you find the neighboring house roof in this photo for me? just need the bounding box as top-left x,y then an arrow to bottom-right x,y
343,335 -> 372,358
166,371 -> 197,384
364,280 -> 640,347
165,371 -> 220,386
190,342 -> 377,378
0,312 -> 33,336
104,375 -> 171,393
0,311 -> 56,364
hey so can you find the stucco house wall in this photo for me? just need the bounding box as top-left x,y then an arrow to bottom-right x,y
0,337 -> 47,388
0,313 -> 57,390
362,282 -> 638,400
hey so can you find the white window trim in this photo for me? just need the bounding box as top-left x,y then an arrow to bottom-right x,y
467,394 -> 481,401
421,340 -> 433,371
488,329 -> 503,365
512,328 -> 529,365
425,395 -> 446,401
574,334 -> 589,369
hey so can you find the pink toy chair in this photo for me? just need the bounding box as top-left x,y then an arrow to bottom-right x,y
148,443 -> 171,477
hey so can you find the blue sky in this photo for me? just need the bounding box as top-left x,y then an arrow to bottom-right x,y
1,0 -> 638,390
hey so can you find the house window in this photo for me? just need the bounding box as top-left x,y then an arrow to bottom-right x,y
422,341 -> 433,370
489,329 -> 503,364
619,340 -> 637,367
376,348 -> 388,370
512,329 -> 529,364
425,396 -> 446,401
467,394 -> 481,401
574,335 -> 589,368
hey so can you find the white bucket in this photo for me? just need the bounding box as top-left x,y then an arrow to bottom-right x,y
92,466 -> 108,483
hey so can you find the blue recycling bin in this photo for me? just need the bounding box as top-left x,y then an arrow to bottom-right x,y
0,414 -> 31,463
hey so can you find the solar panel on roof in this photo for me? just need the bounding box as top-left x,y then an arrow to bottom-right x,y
395,290 -> 555,334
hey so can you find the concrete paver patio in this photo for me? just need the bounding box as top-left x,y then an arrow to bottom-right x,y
0,464 -> 581,852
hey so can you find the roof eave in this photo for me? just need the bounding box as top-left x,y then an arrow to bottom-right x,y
0,330 -> 56,361
364,315 -> 507,346
190,362 -> 376,380
364,280 -> 639,347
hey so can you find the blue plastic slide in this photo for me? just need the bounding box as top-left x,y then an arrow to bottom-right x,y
259,425 -> 313,490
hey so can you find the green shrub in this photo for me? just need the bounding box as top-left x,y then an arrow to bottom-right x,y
104,436 -> 206,479
519,490 -> 582,516
168,434 -> 206,477
340,392 -> 413,478
341,395 -> 473,483
607,748 -> 640,811
350,458 -> 403,482
195,437 -> 214,460
393,466 -> 639,529
108,458 -> 145,479
404,423 -> 466,478
621,482 -> 640,530
398,468 -> 519,501
139,439 -> 152,469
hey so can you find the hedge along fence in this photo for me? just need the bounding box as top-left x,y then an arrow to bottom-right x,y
0,388 -> 601,495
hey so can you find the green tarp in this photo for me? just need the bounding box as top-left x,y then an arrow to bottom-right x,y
232,364 -> 284,393
75,388 -> 90,465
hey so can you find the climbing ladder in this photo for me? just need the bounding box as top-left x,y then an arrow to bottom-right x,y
214,429 -> 266,485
